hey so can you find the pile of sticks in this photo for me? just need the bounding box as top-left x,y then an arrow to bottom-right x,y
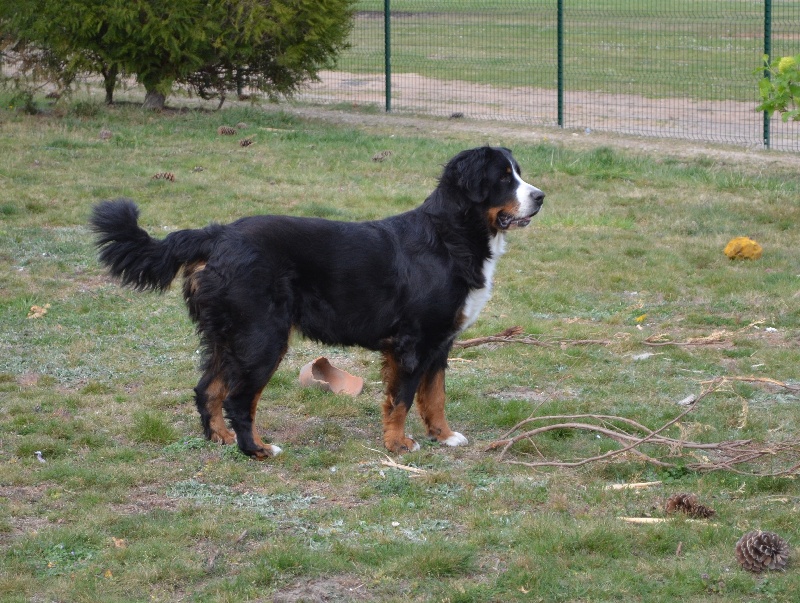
486,377 -> 800,476
454,326 -> 798,475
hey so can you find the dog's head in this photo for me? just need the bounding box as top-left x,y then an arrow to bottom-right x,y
442,146 -> 544,233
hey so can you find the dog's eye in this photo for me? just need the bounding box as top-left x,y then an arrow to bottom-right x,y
500,174 -> 512,183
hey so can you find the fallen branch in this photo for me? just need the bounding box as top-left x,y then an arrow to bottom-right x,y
619,517 -> 718,526
456,322 -> 781,353
701,375 -> 800,393
453,326 -> 610,350
643,321 -> 766,348
605,481 -> 662,490
487,376 -> 800,476
643,332 -> 729,347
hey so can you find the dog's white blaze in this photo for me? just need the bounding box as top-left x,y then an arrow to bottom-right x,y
515,167 -> 543,216
460,232 -> 506,332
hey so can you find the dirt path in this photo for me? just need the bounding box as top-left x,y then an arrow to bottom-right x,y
288,70 -> 800,162
270,97 -> 800,172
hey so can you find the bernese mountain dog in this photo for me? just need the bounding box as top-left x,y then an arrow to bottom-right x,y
91,146 -> 544,459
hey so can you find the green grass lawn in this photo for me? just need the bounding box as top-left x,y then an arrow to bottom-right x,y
340,0 -> 787,101
1,93 -> 799,602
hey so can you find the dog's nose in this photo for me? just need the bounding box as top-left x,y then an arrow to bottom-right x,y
531,189 -> 545,207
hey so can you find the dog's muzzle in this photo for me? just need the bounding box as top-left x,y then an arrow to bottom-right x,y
498,191 -> 545,229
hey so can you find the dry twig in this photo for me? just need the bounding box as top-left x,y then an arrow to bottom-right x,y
363,446 -> 428,474
604,481 -> 662,490
380,459 -> 427,474
453,326 -> 610,350
619,517 -> 717,526
702,375 -> 799,393
643,332 -> 729,347
643,321 -> 765,348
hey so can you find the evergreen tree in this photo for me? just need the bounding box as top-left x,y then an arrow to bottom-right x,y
0,0 -> 354,109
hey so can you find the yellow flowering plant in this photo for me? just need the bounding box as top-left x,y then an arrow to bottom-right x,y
757,54 -> 800,121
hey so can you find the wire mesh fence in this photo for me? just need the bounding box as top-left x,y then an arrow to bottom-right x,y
296,1 -> 800,151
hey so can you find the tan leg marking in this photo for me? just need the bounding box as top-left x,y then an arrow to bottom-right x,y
249,387 -> 267,451
248,390 -> 282,460
382,398 -> 418,453
247,347 -> 287,460
381,353 -> 419,454
416,369 -> 452,440
206,377 -> 236,444
416,369 -> 468,447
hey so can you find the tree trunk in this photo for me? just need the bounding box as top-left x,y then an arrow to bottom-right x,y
142,89 -> 166,111
102,65 -> 118,104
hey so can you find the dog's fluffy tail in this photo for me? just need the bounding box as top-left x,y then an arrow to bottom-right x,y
90,198 -> 220,292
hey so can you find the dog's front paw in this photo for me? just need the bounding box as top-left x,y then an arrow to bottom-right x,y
249,444 -> 283,460
441,432 -> 468,447
209,427 -> 237,445
385,434 -> 420,454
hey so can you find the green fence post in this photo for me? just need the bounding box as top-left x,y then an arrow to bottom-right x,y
763,0 -> 772,148
557,0 -> 564,127
385,0 -> 391,113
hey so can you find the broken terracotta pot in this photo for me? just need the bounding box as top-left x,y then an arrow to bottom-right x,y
298,357 -> 363,396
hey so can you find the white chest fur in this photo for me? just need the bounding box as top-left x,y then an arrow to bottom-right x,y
459,233 -> 507,332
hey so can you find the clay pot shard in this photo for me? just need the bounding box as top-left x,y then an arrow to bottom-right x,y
299,357 -> 364,396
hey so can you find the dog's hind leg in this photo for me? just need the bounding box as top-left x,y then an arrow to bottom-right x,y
194,365 -> 236,445
222,320 -> 289,460
381,352 -> 423,454
224,379 -> 284,459
416,366 -> 468,447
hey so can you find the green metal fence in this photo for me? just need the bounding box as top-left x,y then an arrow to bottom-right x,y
296,1 -> 800,151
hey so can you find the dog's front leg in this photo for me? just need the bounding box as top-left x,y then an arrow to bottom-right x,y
382,398 -> 420,453
416,368 -> 468,447
381,352 -> 421,454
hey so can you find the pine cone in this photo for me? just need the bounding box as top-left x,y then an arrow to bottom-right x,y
735,530 -> 790,572
217,126 -> 237,136
664,493 -> 715,519
239,138 -> 254,147
372,150 -> 393,162
152,172 -> 175,182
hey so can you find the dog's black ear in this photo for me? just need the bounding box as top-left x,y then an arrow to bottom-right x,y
445,147 -> 494,203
